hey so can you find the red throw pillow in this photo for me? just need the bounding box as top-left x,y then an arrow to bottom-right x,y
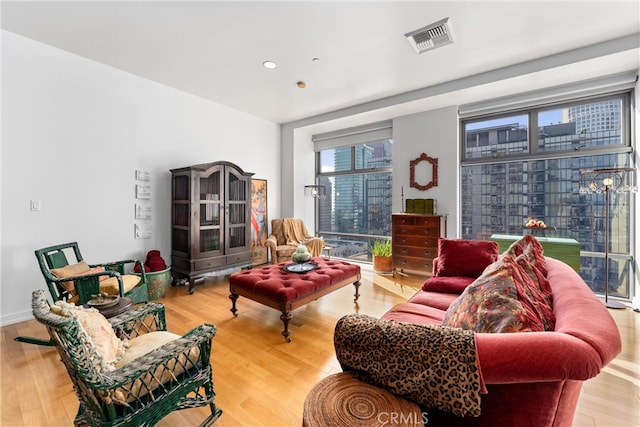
143,250 -> 167,272
146,250 -> 162,262
503,234 -> 547,275
134,263 -> 152,273
516,252 -> 555,331
508,235 -> 555,331
422,276 -> 476,294
148,258 -> 167,272
436,238 -> 499,278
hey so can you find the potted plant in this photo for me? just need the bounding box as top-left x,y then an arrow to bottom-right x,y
371,239 -> 393,274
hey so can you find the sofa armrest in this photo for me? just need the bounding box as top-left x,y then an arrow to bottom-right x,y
476,331 -> 606,384
477,258 -> 621,384
432,257 -> 440,276
265,235 -> 278,264
91,259 -> 139,275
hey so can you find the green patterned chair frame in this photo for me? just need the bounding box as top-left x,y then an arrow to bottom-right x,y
31,290 -> 222,427
35,242 -> 149,305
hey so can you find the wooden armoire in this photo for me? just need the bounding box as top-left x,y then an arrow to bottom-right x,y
170,161 -> 253,293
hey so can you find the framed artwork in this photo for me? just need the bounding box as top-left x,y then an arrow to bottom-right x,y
135,203 -> 152,220
134,223 -> 152,239
135,170 -> 151,182
251,179 -> 268,265
135,184 -> 151,199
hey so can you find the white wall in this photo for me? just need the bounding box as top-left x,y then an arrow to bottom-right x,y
1,31 -> 280,325
292,127 -> 322,229
393,107 -> 459,238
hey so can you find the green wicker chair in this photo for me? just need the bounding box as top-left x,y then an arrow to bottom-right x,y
34,242 -> 149,305
31,289 -> 222,427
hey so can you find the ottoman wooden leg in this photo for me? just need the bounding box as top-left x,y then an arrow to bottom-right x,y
353,281 -> 361,303
280,311 -> 292,342
230,293 -> 239,317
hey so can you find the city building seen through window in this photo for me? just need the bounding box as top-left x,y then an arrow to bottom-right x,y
461,92 -> 634,300
315,140 -> 393,262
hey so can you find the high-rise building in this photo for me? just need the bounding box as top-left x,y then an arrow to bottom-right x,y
568,99 -> 621,133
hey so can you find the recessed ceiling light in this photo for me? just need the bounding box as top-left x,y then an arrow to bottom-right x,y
263,60 -> 277,69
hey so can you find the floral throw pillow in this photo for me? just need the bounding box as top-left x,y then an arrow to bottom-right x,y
52,301 -> 128,371
442,257 -> 534,333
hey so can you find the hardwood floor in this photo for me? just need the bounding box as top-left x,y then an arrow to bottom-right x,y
1,265 -> 638,426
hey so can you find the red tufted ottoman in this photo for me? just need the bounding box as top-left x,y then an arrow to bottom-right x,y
229,258 -> 361,342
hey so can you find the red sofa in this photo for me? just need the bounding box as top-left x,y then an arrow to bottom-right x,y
379,239 -> 622,426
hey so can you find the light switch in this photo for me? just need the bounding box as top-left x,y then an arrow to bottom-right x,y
30,200 -> 42,211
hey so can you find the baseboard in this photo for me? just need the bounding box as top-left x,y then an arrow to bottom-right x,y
0,309 -> 33,327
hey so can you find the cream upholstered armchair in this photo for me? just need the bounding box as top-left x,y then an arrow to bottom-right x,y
265,218 -> 324,264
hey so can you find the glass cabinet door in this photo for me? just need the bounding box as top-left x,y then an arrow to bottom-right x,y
199,167 -> 222,254
226,168 -> 249,252
172,174 -> 190,255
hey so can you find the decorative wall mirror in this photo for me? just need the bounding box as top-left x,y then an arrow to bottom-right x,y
410,153 -> 438,191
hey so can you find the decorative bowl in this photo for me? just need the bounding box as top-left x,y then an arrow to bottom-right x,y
87,295 -> 119,309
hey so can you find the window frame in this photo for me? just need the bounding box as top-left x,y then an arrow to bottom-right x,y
459,89 -> 635,301
316,144 -> 393,178
461,91 -> 632,165
314,139 -> 394,262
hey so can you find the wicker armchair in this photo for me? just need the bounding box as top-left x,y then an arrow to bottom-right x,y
31,289 -> 222,427
35,242 -> 149,305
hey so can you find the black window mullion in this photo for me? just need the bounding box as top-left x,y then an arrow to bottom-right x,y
530,111 -> 539,155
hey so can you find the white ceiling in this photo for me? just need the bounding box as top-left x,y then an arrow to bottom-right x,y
2,1 -> 639,124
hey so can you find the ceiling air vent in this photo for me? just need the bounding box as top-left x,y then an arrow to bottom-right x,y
405,17 -> 454,54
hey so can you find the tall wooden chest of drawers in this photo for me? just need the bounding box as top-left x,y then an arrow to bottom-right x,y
392,214 -> 446,275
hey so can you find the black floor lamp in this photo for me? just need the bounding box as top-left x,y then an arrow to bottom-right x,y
579,167 -> 637,309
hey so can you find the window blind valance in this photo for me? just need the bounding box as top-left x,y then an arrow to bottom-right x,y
312,120 -> 392,152
458,71 -> 638,118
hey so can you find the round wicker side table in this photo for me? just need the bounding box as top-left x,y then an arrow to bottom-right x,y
303,372 -> 423,427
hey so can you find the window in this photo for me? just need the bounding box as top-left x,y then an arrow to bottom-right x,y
464,114 -> 529,159
461,92 -> 634,300
315,139 -> 393,263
